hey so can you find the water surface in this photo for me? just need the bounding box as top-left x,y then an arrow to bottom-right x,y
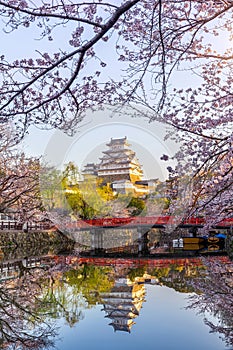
0,253 -> 232,350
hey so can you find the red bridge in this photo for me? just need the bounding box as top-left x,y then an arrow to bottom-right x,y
73,216 -> 233,229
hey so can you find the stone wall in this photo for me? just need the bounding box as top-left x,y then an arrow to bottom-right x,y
0,230 -> 72,249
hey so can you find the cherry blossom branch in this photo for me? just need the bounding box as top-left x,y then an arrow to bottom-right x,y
0,0 -> 140,118
0,0 -> 105,28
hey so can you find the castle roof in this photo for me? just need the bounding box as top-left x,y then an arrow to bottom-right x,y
110,322 -> 134,333
106,136 -> 129,146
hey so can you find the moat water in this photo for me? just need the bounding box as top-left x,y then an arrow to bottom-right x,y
0,243 -> 232,350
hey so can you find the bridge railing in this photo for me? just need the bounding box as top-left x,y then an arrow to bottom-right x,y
75,216 -> 233,228
0,221 -> 53,231
0,221 -> 22,231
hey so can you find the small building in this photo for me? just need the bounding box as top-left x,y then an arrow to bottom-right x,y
82,163 -> 98,177
135,179 -> 159,193
112,180 -> 135,195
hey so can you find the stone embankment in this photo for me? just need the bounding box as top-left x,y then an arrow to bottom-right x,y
0,229 -> 74,260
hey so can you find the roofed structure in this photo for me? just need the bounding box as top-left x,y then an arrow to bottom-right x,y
82,162 -> 98,177
97,137 -> 143,183
81,137 -> 150,196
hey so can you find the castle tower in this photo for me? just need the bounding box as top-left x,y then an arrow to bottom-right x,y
97,137 -> 143,184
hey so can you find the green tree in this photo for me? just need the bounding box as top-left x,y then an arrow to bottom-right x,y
62,162 -> 80,189
64,264 -> 114,305
97,183 -> 115,202
127,197 -> 146,216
